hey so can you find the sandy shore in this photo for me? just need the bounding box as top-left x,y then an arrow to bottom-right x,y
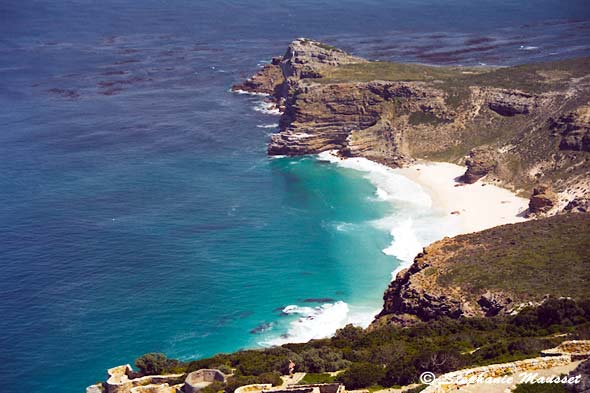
394,161 -> 529,235
318,151 -> 531,270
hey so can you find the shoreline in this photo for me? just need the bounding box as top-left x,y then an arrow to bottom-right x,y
259,151 -> 532,347
242,92 -> 530,346
394,161 -> 529,236
316,151 -> 530,278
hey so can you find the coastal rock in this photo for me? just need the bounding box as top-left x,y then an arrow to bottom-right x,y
375,243 -> 466,325
461,146 -> 498,183
477,291 -> 513,317
279,38 -> 367,81
528,184 -> 557,215
269,79 -> 450,166
236,40 -> 590,211
550,105 -> 590,152
486,89 -> 539,116
231,57 -> 284,96
372,213 -> 590,327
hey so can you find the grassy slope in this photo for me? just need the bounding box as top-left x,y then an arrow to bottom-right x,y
318,57 -> 590,92
435,213 -> 590,300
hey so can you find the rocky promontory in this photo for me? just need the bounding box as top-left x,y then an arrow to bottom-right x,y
371,213 -> 590,328
233,39 -> 590,213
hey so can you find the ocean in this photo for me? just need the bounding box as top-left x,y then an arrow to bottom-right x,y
1,1 -> 589,392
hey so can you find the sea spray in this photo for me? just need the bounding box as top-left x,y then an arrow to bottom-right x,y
261,302 -> 378,346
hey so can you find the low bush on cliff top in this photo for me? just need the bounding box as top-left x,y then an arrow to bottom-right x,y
135,298 -> 590,388
318,57 -> 589,94
436,213 -> 590,300
135,352 -> 184,376
318,61 -> 471,83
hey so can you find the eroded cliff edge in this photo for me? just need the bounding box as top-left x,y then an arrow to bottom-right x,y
371,213 -> 590,328
233,38 -> 590,214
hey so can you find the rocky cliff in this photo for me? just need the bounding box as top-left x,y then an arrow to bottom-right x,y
233,39 -> 590,213
234,39 -> 590,328
371,213 -> 590,328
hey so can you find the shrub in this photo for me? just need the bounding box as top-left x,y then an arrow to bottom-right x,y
225,376 -> 259,393
135,353 -> 184,376
200,381 -> 226,393
381,363 -> 418,387
186,354 -> 232,373
216,364 -> 233,375
299,347 -> 350,372
337,362 -> 386,389
414,350 -> 465,374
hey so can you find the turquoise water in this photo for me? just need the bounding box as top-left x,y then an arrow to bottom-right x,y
2,1 -> 590,392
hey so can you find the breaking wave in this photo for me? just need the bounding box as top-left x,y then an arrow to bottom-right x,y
261,301 -> 376,346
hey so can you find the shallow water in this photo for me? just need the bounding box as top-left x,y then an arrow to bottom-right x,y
1,1 -> 589,392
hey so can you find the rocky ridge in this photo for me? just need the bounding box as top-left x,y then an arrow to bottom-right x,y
371,213 -> 590,328
233,39 -> 590,213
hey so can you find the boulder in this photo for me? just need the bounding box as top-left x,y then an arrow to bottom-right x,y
528,184 -> 557,215
461,147 -> 497,184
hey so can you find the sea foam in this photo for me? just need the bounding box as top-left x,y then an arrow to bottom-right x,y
262,302 -> 377,346
317,151 -> 455,276
253,101 -> 281,115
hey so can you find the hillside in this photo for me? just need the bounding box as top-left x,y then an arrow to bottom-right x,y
372,213 -> 590,327
233,39 -> 590,214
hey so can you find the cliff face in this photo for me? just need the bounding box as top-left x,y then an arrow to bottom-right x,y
233,40 -> 590,327
233,39 -> 590,212
372,213 -> 590,328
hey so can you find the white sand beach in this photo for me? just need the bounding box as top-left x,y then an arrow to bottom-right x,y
318,151 -> 530,277
395,161 -> 529,236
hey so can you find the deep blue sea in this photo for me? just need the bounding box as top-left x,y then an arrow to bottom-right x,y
1,1 -> 589,392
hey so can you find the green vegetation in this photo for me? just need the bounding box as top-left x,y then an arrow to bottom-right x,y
135,299 -> 590,390
337,363 -> 386,389
408,111 -> 449,126
135,352 -> 184,375
318,61 -> 474,83
457,57 -> 590,94
437,213 -> 590,300
201,381 -> 227,393
318,57 -> 589,93
298,373 -> 337,384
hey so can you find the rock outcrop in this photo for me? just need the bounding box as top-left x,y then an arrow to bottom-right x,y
551,105 -> 590,152
235,39 -> 590,212
461,146 -> 497,183
528,184 -> 558,215
232,57 -> 284,96
372,213 -> 590,327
